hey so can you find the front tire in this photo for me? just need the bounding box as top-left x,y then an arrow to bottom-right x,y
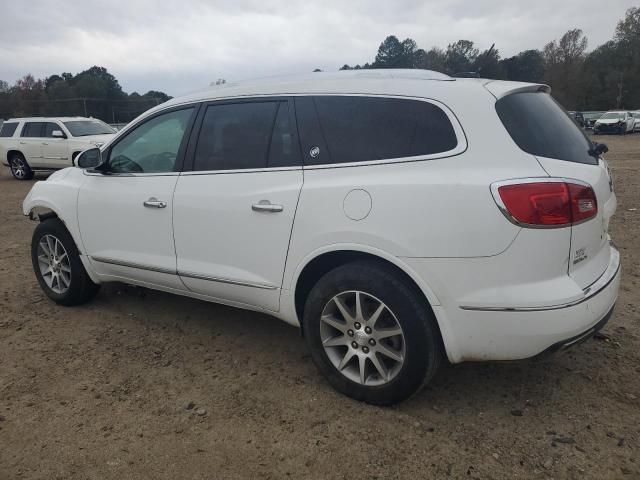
303,260 -> 442,405
31,218 -> 100,306
9,153 -> 34,180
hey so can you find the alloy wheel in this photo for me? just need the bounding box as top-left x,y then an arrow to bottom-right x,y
10,157 -> 26,179
320,290 -> 406,386
37,234 -> 71,294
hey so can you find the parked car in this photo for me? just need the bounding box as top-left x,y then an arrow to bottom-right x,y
0,117 -> 116,180
568,111 -> 585,128
583,111 -> 604,130
22,70 -> 620,405
632,111 -> 640,132
593,110 -> 635,135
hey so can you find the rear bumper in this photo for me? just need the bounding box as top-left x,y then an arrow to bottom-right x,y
533,304 -> 614,358
411,245 -> 621,363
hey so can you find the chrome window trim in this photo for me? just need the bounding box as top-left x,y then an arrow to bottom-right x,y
101,93 -> 467,173
180,166 -> 301,176
83,170 -> 181,177
490,177 -> 595,229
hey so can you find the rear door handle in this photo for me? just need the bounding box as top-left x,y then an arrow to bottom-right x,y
143,197 -> 167,209
252,200 -> 283,213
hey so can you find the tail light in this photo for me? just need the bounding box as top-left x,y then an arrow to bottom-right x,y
494,181 -> 597,227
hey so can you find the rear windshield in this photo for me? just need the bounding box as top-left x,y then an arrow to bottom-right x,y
496,92 -> 597,165
0,122 -> 18,137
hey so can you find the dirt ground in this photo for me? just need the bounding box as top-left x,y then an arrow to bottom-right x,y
0,134 -> 638,480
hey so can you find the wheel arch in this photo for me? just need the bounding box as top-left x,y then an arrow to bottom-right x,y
7,149 -> 25,162
291,246 -> 448,351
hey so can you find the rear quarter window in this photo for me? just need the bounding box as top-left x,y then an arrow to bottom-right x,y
496,92 -> 597,165
297,96 -> 459,165
0,122 -> 18,137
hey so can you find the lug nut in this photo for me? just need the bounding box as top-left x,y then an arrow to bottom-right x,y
362,346 -> 369,354
351,341 -> 358,349
364,326 -> 372,334
354,322 -> 361,330
368,338 -> 376,346
347,329 -> 354,337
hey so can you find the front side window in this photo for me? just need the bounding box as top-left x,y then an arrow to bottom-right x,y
193,101 -> 297,171
0,122 -> 18,137
64,120 -> 115,137
21,122 -> 44,138
108,108 -> 194,173
296,96 -> 458,165
44,122 -> 62,138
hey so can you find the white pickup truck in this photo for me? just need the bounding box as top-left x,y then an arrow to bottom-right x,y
0,117 -> 116,179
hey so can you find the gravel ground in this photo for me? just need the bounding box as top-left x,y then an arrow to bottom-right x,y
0,134 -> 638,479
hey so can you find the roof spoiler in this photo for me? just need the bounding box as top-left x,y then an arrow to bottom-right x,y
483,80 -> 551,100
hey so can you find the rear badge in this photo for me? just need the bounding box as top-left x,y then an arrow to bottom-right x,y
573,247 -> 588,265
310,146 -> 320,158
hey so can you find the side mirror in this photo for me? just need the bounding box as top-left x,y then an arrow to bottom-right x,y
51,130 -> 66,139
76,147 -> 103,169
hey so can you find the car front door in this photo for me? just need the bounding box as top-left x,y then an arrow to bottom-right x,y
77,106 -> 197,291
42,122 -> 71,168
173,98 -> 303,311
18,122 -> 45,167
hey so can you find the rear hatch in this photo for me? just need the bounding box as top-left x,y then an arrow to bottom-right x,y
490,84 -> 616,289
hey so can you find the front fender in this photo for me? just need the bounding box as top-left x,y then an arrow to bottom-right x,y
22,168 -> 85,256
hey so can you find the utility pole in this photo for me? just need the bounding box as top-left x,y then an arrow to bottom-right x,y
616,72 -> 624,109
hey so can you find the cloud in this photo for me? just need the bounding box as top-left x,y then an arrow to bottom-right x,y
0,0 -> 636,95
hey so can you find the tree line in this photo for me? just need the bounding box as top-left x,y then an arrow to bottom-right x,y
340,7 -> 640,111
0,66 -> 171,123
1,7 -> 638,121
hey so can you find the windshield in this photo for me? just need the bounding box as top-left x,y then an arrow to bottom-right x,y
63,120 -> 115,137
600,112 -> 624,120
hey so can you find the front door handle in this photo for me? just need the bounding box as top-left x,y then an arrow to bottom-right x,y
252,200 -> 283,213
143,197 -> 167,209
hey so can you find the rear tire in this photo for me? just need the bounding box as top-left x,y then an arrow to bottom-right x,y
303,260 -> 442,405
9,153 -> 34,180
31,218 -> 100,306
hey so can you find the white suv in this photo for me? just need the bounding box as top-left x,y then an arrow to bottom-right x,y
22,70 -> 620,404
0,117 -> 116,180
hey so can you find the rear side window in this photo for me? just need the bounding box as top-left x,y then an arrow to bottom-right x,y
194,101 -> 297,171
21,122 -> 45,138
496,92 -> 597,165
297,96 -> 458,165
0,122 -> 18,137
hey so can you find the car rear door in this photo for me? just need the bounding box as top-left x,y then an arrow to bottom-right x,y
173,98 -> 303,312
18,122 -> 45,167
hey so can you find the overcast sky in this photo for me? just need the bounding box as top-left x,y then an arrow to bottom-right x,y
0,0 -> 636,96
